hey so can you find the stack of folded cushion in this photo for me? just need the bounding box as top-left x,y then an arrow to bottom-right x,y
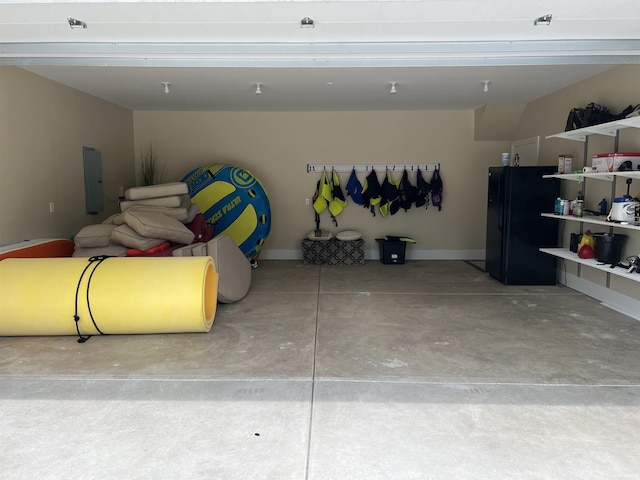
72,181 -> 252,303
73,182 -> 211,258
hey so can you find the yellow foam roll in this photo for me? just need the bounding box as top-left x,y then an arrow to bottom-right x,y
0,256 -> 218,336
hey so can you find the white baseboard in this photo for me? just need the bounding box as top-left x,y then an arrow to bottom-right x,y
562,272 -> 640,322
402,249 -> 485,261
258,249 -> 485,261
258,249 -> 302,260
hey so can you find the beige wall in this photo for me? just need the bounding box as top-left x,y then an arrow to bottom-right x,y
0,67 -> 135,247
133,110 -> 509,257
514,64 -> 640,301
2,63 -> 637,305
132,66 -> 640,303
514,65 -> 640,168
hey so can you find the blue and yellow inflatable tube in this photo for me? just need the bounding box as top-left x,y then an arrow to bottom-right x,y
182,165 -> 271,261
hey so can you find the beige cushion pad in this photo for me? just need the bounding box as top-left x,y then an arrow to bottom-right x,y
120,196 -> 183,211
74,224 -> 116,248
206,235 -> 251,303
185,202 -> 200,223
171,244 -> 195,257
110,206 -> 189,226
124,210 -> 195,245
107,213 -> 127,225
171,242 -> 208,257
124,182 -> 188,201
101,214 -> 120,225
124,206 -> 189,223
190,243 -> 209,256
180,194 -> 192,209
111,224 -> 165,250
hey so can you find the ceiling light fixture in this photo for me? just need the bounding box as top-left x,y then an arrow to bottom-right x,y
534,14 -> 552,26
255,83 -> 263,95
300,17 -> 315,28
161,82 -> 171,94
67,17 -> 87,29
389,82 -> 398,94
482,80 -> 491,92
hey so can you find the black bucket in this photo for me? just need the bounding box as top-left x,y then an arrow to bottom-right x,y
593,233 -> 628,264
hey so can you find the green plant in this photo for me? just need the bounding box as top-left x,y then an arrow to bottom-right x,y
139,143 -> 165,186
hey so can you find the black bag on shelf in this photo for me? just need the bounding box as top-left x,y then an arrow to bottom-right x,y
582,103 -> 615,126
614,104 -> 636,120
565,107 -> 585,131
564,102 -> 635,131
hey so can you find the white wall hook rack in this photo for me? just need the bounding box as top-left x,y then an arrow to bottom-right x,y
306,163 -> 440,173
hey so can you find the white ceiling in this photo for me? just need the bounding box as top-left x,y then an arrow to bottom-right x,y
2,0 -> 639,111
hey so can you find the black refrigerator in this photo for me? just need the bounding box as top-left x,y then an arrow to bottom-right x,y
485,166 -> 560,285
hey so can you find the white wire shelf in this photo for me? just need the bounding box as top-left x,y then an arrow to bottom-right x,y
543,171 -> 640,182
546,116 -> 640,142
541,213 -> 640,231
540,248 -> 640,283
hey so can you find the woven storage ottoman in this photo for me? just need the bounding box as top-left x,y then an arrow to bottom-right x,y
301,238 -> 364,265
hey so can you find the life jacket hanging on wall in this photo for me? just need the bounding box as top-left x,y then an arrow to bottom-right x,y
345,168 -> 363,205
379,168 -> 400,217
415,167 -> 430,209
328,169 -> 347,221
361,169 -> 382,217
312,168 -> 346,227
430,167 -> 443,211
312,169 -> 329,214
397,168 -> 417,212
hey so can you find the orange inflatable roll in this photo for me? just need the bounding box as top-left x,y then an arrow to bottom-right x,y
0,239 -> 75,261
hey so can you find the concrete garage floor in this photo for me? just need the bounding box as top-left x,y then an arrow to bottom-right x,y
1,260 -> 639,480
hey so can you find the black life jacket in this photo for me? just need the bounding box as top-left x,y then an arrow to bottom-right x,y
380,169 -> 400,217
415,168 -> 431,209
430,168 -> 443,211
361,169 -> 382,216
397,168 -> 417,212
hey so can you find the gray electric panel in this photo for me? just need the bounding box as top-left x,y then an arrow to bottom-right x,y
83,146 -> 103,215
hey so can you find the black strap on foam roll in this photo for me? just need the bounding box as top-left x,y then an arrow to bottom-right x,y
73,255 -> 112,343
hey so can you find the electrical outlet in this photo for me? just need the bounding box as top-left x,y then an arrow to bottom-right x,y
49,202 -> 55,213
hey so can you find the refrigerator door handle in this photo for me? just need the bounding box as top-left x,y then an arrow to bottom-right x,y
497,175 -> 503,232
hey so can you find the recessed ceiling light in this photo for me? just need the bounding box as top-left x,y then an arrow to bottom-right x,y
67,17 -> 87,29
